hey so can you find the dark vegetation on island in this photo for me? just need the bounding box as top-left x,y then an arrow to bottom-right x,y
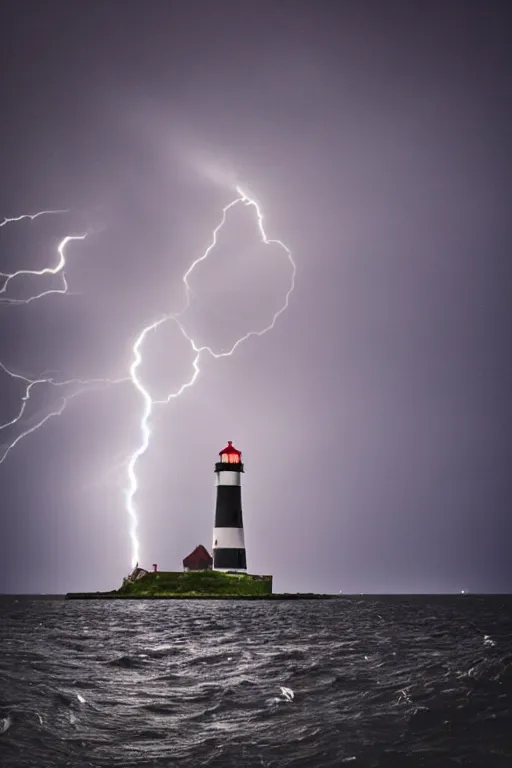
120,570 -> 273,596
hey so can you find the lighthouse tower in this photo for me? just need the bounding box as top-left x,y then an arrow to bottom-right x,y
212,441 -> 247,572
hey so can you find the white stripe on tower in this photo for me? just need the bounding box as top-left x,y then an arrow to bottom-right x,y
212,441 -> 247,572
215,471 -> 240,487
212,527 -> 245,549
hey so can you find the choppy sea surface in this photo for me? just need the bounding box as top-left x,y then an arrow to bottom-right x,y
0,596 -> 511,767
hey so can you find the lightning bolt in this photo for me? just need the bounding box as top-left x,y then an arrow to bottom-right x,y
0,227 -> 85,304
0,210 -> 68,227
0,212 -> 127,464
0,361 -> 127,465
125,186 -> 295,567
0,189 -> 295,572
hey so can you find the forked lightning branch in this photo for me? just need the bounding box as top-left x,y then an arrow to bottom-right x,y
0,187 -> 295,567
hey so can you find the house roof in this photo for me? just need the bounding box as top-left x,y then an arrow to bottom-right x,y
219,440 -> 241,457
130,566 -> 148,576
183,544 -> 212,566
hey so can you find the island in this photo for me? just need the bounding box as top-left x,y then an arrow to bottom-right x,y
67,568 -> 272,599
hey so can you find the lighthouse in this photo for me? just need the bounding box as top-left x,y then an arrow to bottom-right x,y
212,441 -> 247,572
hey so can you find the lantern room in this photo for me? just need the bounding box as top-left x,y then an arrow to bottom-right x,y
219,441 -> 242,464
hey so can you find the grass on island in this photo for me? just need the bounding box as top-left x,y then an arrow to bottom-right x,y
118,570 -> 273,597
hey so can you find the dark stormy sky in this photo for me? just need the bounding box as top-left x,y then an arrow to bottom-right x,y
0,1 -> 510,594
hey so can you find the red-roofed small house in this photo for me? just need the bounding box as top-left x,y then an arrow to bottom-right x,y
183,545 -> 213,571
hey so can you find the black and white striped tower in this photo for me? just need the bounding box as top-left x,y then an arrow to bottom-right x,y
212,441 -> 247,572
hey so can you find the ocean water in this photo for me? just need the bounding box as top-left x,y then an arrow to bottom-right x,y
0,596 -> 511,767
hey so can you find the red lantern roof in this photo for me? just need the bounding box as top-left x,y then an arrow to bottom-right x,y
219,440 -> 241,457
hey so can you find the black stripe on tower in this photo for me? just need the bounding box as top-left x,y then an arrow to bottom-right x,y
215,486 -> 243,528
215,461 -> 244,473
213,548 -> 247,570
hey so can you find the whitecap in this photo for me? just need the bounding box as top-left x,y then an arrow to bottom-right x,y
280,686 -> 294,702
0,716 -> 12,734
